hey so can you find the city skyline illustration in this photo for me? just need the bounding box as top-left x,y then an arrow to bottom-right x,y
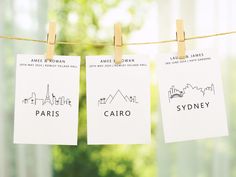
98,90 -> 138,106
168,83 -> 215,102
22,84 -> 72,106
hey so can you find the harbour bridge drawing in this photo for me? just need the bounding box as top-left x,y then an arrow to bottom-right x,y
168,83 -> 215,102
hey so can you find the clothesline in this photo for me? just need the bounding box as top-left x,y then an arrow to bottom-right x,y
0,30 -> 236,46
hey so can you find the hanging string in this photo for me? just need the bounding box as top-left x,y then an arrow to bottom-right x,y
0,30 -> 236,46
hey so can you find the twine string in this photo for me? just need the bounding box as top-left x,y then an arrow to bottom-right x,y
0,30 -> 236,46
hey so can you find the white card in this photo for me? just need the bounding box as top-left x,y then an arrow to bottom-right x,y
14,54 -> 80,145
157,51 -> 228,143
86,56 -> 151,144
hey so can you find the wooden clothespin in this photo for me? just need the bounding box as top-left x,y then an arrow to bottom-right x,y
176,19 -> 185,59
114,23 -> 123,64
45,21 -> 57,60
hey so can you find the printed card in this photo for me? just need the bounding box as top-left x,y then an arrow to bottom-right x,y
86,56 -> 151,144
14,54 -> 80,145
157,51 -> 228,143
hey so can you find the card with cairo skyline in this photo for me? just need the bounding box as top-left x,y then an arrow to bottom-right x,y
86,55 -> 151,144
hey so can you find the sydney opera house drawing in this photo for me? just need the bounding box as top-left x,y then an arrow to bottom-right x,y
168,83 -> 215,102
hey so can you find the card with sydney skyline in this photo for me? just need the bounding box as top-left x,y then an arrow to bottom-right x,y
157,50 -> 228,143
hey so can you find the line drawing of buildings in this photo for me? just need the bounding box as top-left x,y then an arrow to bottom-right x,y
98,90 -> 138,106
168,83 -> 215,102
22,84 -> 71,106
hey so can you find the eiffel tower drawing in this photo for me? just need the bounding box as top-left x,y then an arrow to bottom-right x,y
43,84 -> 52,105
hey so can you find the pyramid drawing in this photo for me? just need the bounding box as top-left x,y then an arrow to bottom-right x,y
98,90 -> 138,106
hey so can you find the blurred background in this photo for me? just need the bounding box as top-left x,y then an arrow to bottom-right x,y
1,0 -> 236,177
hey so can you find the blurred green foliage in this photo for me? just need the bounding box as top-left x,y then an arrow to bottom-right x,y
50,0 -> 157,177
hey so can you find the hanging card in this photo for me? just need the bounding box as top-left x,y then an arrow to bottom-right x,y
157,51 -> 228,143
86,56 -> 151,144
14,55 -> 80,145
